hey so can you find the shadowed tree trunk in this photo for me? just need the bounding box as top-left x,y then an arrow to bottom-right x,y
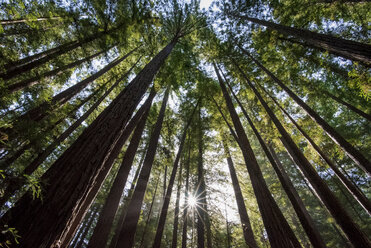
60,89 -> 156,247
171,161 -> 183,248
181,136 -> 191,248
0,39 -> 177,248
260,85 -> 371,216
1,28 -> 116,80
87,96 -> 152,248
69,206 -> 97,248
214,63 -> 302,248
6,46 -> 114,93
72,206 -> 99,248
223,77 -> 327,248
233,17 -> 371,65
239,48 -> 371,176
113,87 -> 170,248
234,61 -> 371,247
222,139 -> 258,248
152,101 -> 197,248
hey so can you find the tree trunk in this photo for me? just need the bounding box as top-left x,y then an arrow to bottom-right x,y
215,63 -> 302,248
69,206 -> 96,248
240,48 -> 371,176
222,140 -> 258,248
113,87 -> 170,248
60,89 -> 156,248
234,61 -> 371,247
0,40 -> 177,248
152,101 -> 197,248
234,16 -> 371,66
224,78 -> 327,248
171,161 -> 183,248
6,46 -> 113,93
87,97 -> 152,248
181,137 -> 191,248
74,206 -> 99,248
0,17 -> 62,26
1,28 -> 116,80
261,86 -> 371,216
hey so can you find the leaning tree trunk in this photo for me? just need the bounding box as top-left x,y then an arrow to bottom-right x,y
239,48 -> 371,176
113,87 -> 170,248
233,16 -> 371,66
6,45 -> 114,93
260,85 -> 371,216
181,137 -> 191,248
0,39 -> 177,248
1,28 -> 116,80
69,205 -> 97,248
214,64 -> 302,248
72,205 -> 99,248
171,161 -> 183,248
152,102 -> 197,248
223,78 -> 327,248
234,62 -> 371,247
222,139 -> 258,248
60,90 -> 156,247
87,97 -> 152,248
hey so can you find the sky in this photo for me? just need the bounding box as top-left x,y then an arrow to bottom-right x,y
200,0 -> 213,9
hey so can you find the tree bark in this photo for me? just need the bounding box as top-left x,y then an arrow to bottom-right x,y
6,46 -> 113,93
261,86 -> 371,216
152,101 -> 197,248
233,61 -> 371,247
240,48 -> 371,176
87,97 -> 151,248
171,161 -> 183,248
234,16 -> 371,66
69,206 -> 96,248
0,40 -> 176,248
215,63 -> 302,248
113,87 -> 170,248
224,78 -> 327,248
74,206 -> 99,248
222,140 -> 258,248
181,136 -> 191,248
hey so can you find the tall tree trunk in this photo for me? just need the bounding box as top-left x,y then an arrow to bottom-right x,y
171,161 -> 183,248
6,46 -> 113,93
222,140 -> 258,248
1,28 -> 116,80
223,78 -> 327,248
74,206 -> 99,248
152,101 -> 197,248
60,89 -> 156,248
69,206 -> 97,248
261,86 -> 371,216
214,64 -> 302,248
181,137 -> 191,248
0,40 -> 177,248
139,175 -> 161,248
113,87 -> 170,248
233,16 -> 371,65
234,62 -> 371,247
239,48 -> 371,176
87,97 -> 152,248
196,104 -> 206,248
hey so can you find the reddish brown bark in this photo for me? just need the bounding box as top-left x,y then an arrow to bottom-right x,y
215,63 -> 301,248
240,48 -> 371,176
234,62 -> 371,247
113,87 -> 170,248
0,40 -> 176,248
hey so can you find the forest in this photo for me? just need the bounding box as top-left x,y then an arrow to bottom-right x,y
0,0 -> 370,247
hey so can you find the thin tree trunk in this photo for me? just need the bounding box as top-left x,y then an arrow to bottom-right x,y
113,87 -> 170,248
215,64 -> 301,248
224,200 -> 231,248
260,86 -> 371,215
222,140 -> 258,248
69,206 -> 96,248
223,78 -> 327,248
139,175 -> 160,248
234,61 -> 371,247
171,161 -> 183,248
60,90 -> 156,248
181,136 -> 191,248
1,28 -> 116,80
0,40 -> 177,248
0,17 -> 63,25
74,206 -> 99,248
87,96 -> 152,248
6,46 -> 113,93
239,48 -> 371,176
234,16 -> 371,65
152,101 -> 198,248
